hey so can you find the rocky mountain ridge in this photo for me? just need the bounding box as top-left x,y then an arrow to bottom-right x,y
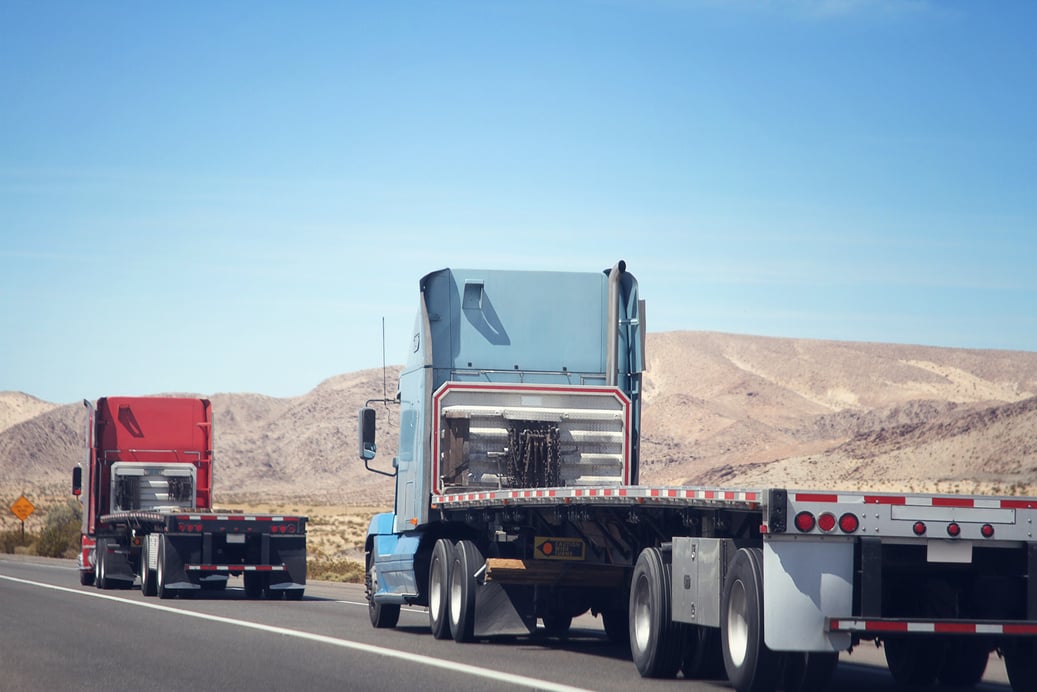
4,331 -> 1037,507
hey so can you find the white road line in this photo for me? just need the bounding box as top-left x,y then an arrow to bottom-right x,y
0,558 -> 77,571
0,574 -> 591,692
336,599 -> 425,614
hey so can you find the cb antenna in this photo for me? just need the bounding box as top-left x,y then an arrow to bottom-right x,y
365,317 -> 397,411
382,317 -> 389,407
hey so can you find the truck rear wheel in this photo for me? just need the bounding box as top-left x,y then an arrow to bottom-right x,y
244,572 -> 266,600
782,651 -> 838,692
1004,639 -> 1037,692
141,540 -> 157,597
721,547 -> 779,692
601,606 -> 629,645
938,640 -> 988,687
883,637 -> 943,686
629,547 -> 684,678
429,538 -> 453,639
542,613 -> 573,637
95,538 -> 110,590
449,539 -> 483,643
156,537 -> 173,599
682,625 -> 725,680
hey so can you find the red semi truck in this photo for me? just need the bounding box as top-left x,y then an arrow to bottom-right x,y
72,396 -> 307,599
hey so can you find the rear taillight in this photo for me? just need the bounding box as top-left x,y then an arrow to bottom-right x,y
794,510 -> 860,534
817,512 -> 837,532
794,511 -> 816,532
838,513 -> 860,533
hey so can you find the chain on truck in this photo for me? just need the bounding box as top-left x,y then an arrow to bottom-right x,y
356,261 -> 1037,692
73,396 -> 307,600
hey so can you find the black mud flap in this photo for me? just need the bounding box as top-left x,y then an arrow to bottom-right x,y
270,535 -> 307,588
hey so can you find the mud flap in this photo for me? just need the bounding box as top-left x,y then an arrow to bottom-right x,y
474,582 -> 537,637
162,534 -> 199,590
269,535 -> 307,590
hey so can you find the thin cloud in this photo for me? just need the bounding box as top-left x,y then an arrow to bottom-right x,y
606,0 -> 942,21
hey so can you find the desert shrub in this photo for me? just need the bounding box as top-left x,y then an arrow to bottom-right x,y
307,556 -> 365,583
36,500 -> 81,558
0,528 -> 32,554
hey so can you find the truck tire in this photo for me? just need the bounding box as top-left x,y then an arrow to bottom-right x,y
1004,639 -> 1037,692
721,547 -> 779,692
244,572 -> 266,600
429,538 -> 453,639
366,555 -> 400,628
782,652 -> 838,692
629,547 -> 684,678
682,625 -> 725,680
141,540 -> 157,597
95,538 -> 110,590
156,536 -> 176,599
542,613 -> 573,637
449,539 -> 484,643
80,569 -> 95,587
368,598 -> 400,628
883,637 -> 943,686
601,606 -> 629,645
937,640 -> 988,687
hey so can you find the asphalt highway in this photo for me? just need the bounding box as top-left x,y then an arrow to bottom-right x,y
0,555 -> 1013,691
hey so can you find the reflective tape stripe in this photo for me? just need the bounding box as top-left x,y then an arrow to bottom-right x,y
185,565 -> 287,572
828,618 -> 1037,635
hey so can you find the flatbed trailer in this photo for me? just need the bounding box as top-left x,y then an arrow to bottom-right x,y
74,396 -> 307,599
357,262 -> 1037,692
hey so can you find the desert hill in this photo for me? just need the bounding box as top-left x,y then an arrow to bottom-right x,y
3,331 -> 1037,508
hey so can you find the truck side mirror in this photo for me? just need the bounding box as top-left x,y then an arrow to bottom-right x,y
359,407 -> 377,460
72,466 -> 82,496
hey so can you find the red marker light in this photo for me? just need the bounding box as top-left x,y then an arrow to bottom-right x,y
913,522 -> 927,536
818,512 -> 837,533
838,513 -> 860,533
981,524 -> 995,538
947,522 -> 961,537
794,512 -> 816,532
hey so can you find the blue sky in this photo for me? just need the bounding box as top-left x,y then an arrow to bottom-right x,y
2,0 -> 1035,404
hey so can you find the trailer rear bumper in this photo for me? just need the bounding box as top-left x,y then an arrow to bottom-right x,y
828,617 -> 1037,637
160,533 -> 307,588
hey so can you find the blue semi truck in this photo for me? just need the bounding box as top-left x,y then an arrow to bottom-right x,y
358,261 -> 1037,692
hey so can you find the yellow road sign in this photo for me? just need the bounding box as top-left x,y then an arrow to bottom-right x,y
10,495 -> 35,522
